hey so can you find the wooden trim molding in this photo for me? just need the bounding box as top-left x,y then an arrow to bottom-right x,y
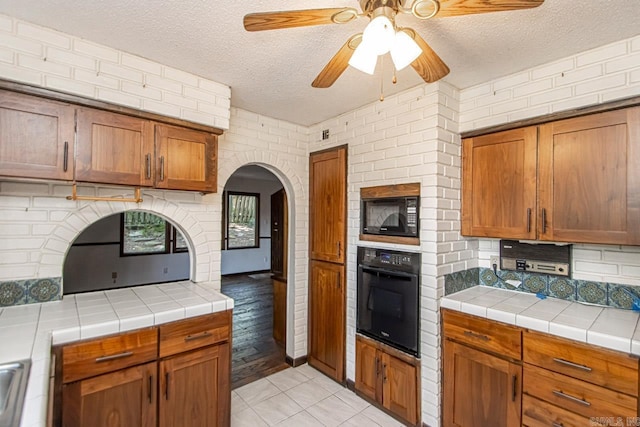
285,355 -> 308,367
359,234 -> 420,246
0,78 -> 224,135
461,95 -> 640,139
360,182 -> 421,199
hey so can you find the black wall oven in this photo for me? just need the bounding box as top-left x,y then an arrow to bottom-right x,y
357,247 -> 420,357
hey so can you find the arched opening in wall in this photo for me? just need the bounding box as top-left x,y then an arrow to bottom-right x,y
63,211 -> 191,294
221,165 -> 289,389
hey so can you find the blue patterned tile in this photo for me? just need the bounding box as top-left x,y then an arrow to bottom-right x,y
445,268 -> 479,295
522,273 -> 549,295
608,283 -> 640,310
548,277 -> 577,301
576,281 -> 608,305
0,280 -> 27,306
27,277 -> 62,303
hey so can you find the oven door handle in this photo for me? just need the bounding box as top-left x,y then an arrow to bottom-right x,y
359,265 -> 416,279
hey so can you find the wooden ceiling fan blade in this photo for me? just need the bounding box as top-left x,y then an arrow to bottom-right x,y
435,0 -> 544,18
312,34 -> 362,88
408,30 -> 450,83
244,8 -> 358,32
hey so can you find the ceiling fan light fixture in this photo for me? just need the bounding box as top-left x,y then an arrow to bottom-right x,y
349,40 -> 378,75
362,14 -> 395,55
390,30 -> 422,70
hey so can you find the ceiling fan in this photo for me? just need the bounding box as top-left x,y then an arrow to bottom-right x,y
243,0 -> 544,88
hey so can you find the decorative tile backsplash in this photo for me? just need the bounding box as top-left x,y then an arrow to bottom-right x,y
445,268 -> 640,311
0,277 -> 62,307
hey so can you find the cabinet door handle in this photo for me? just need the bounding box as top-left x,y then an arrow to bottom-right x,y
511,375 -> 517,402
63,141 -> 69,172
148,375 -> 153,403
145,154 -> 151,179
375,357 -> 379,377
165,372 -> 170,400
185,331 -> 212,342
526,208 -> 531,233
552,390 -> 590,406
541,208 -> 547,234
463,330 -> 490,342
383,363 -> 387,383
552,357 -> 592,372
552,423 -> 564,427
95,351 -> 133,363
159,156 -> 165,182
337,241 -> 341,257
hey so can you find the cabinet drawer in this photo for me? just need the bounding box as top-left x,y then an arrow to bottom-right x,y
524,330 -> 639,396
523,364 -> 637,418
62,327 -> 158,383
159,311 -> 231,358
442,309 -> 522,360
522,394 -> 606,427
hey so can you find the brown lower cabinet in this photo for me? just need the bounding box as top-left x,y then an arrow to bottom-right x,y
355,334 -> 420,425
56,311 -> 231,427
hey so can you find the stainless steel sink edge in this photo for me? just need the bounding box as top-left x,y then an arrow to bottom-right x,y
0,359 -> 31,427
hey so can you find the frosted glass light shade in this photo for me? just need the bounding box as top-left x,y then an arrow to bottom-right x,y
390,31 -> 422,70
349,41 -> 378,75
362,15 -> 395,55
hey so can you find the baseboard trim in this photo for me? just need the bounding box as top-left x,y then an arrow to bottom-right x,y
286,355 -> 308,367
346,379 -> 355,392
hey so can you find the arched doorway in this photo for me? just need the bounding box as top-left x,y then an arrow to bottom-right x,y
221,165 -> 289,388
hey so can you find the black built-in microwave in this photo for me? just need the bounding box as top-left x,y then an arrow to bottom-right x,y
361,196 -> 419,238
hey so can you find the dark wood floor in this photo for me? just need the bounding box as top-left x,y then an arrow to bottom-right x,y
221,273 -> 289,389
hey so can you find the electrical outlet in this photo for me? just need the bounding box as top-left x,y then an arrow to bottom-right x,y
490,256 -> 500,270
163,267 -> 168,274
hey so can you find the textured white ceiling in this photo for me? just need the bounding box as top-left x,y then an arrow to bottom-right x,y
0,1 -> 638,126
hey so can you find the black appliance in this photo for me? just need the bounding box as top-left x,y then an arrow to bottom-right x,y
500,239 -> 571,277
357,246 -> 420,356
361,196 -> 419,238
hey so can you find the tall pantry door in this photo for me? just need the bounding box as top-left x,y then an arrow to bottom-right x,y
308,145 -> 347,383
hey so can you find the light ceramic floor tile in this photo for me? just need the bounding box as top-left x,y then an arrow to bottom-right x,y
340,412 -> 383,427
292,364 -> 323,379
284,379 -> 333,409
232,391 -> 249,415
252,392 -> 303,426
361,405 -> 405,427
306,395 -> 359,427
236,377 -> 282,406
309,373 -> 346,394
267,368 -> 310,391
232,407 -> 269,427
333,388 -> 370,413
274,410 -> 324,427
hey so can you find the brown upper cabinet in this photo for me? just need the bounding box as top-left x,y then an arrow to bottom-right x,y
0,89 -> 75,181
155,124 -> 217,193
309,146 -> 347,264
462,106 -> 640,245
76,108 -> 155,187
0,88 -> 220,193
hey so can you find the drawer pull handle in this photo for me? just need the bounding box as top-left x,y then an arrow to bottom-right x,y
552,423 -> 564,427
552,358 -> 592,372
95,351 -> 134,363
552,390 -> 591,407
463,330 -> 490,342
185,331 -> 212,342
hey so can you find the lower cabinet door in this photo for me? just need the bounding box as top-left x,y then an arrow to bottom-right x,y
382,353 -> 418,425
443,340 -> 522,427
62,361 -> 157,427
159,343 -> 231,427
355,336 -> 379,401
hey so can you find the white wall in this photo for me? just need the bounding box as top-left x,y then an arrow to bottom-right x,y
0,14 -> 310,361
221,174 -> 284,275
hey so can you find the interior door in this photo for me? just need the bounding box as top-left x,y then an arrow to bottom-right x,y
270,188 -> 287,278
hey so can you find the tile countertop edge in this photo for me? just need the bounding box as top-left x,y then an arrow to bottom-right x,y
0,281 -> 234,427
441,285 -> 640,357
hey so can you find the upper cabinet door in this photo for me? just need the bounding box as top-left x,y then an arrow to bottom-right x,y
76,108 -> 154,186
0,90 -> 75,180
309,146 -> 347,263
538,107 -> 640,245
154,124 -> 217,193
462,127 -> 538,239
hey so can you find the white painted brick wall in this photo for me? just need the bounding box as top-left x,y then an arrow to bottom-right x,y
0,14 -> 230,129
460,35 -> 640,132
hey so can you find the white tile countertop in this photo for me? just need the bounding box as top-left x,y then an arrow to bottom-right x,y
441,285 -> 640,356
0,280 -> 233,427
